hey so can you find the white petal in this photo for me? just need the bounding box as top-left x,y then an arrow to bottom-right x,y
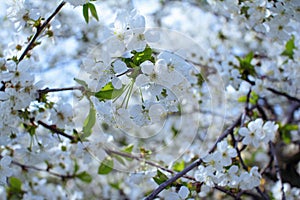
113,60 -> 127,74
140,61 -> 154,74
178,186 -> 189,199
135,74 -> 149,87
112,77 -> 123,89
238,127 -> 249,137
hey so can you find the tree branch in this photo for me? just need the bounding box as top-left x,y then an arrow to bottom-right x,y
11,159 -> 75,181
267,87 -> 300,103
38,86 -> 85,94
18,1 -> 66,62
145,114 -> 243,199
37,120 -> 77,142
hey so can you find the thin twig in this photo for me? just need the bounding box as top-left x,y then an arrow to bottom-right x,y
105,148 -> 195,181
145,159 -> 203,200
37,120 -> 76,142
214,185 -> 240,199
145,114 -> 242,199
18,1 -> 66,62
209,114 -> 242,154
11,159 -> 75,181
107,146 -> 263,199
267,87 -> 300,103
38,86 -> 85,94
116,69 -> 134,77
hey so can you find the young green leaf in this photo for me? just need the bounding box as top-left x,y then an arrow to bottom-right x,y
81,106 -> 96,139
172,160 -> 185,172
74,159 -> 79,174
98,156 -> 114,174
76,171 -> 92,183
153,170 -> 169,186
122,144 -> 134,153
113,155 -> 126,165
83,3 -> 89,23
109,182 -> 121,190
8,177 -> 22,191
7,177 -> 24,199
281,35 -> 296,60
280,123 -> 298,144
95,82 -> 125,101
235,51 -> 256,81
88,3 -> 99,21
238,91 -> 259,104
132,45 -> 154,65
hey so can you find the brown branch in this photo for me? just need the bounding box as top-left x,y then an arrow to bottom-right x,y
37,120 -> 77,142
38,86 -> 85,94
145,114 -> 243,200
116,69 -> 134,77
11,159 -> 75,181
106,147 -> 263,199
18,1 -> 66,62
267,87 -> 300,103
105,148 -> 195,181
209,114 -> 242,153
214,185 -> 240,199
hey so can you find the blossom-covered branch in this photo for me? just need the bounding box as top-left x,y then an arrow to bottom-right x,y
18,1 -> 66,62
146,114 -> 243,199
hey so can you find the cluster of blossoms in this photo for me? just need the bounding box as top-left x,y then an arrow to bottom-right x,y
239,118 -> 279,148
0,59 -> 40,137
207,0 -> 300,43
0,0 -> 300,199
195,140 -> 259,196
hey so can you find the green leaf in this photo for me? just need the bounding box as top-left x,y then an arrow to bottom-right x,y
153,170 -> 169,186
171,125 -> 180,137
122,144 -> 134,153
113,155 -> 126,165
7,177 -> 24,199
88,3 -> 99,21
280,123 -> 298,144
282,131 -> 291,144
238,95 -> 247,103
249,91 -> 259,104
94,82 -> 125,101
172,160 -> 185,172
119,144 -> 134,162
83,3 -> 89,23
240,6 -> 250,18
109,182 -> 121,190
98,157 -> 114,174
74,160 -> 79,173
81,106 -> 96,138
74,78 -> 88,88
235,51 -> 256,81
132,45 -> 154,65
239,91 -> 259,104
281,35 -> 296,60
8,177 -> 22,191
76,171 -> 92,183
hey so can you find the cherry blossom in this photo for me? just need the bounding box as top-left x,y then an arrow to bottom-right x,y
0,0 -> 299,199
239,118 -> 264,148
